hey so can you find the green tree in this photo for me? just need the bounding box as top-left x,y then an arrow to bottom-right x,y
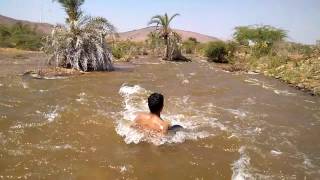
148,13 -> 180,60
233,25 -> 287,56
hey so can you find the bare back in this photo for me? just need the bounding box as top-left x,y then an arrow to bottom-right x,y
133,112 -> 169,134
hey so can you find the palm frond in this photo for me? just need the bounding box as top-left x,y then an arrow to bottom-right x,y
148,15 -> 163,26
53,0 -> 84,22
168,13 -> 180,24
83,16 -> 116,35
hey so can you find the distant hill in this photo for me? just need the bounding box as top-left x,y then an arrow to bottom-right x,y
0,15 -> 53,34
0,15 -> 219,43
118,27 -> 220,43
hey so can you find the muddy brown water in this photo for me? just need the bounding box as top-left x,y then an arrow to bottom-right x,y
0,54 -> 320,179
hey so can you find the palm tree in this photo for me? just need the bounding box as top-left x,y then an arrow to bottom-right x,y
43,0 -> 115,71
148,13 -> 180,60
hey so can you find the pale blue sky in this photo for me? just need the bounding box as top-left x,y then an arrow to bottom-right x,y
0,0 -> 319,44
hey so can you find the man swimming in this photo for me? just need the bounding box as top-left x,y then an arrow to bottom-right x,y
133,93 -> 182,134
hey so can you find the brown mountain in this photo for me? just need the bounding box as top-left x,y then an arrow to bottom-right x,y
118,27 -> 219,43
0,15 -> 219,42
0,14 -> 53,34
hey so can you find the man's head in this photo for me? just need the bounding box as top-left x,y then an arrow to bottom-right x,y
148,93 -> 164,115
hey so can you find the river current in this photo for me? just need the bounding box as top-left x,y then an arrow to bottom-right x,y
0,55 -> 319,179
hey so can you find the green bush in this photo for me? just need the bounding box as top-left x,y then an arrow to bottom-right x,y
146,32 -> 165,55
288,43 -> 313,56
195,43 -> 207,56
111,41 -> 147,60
205,41 -> 228,63
112,45 -> 125,59
0,23 -> 43,51
182,37 -> 199,54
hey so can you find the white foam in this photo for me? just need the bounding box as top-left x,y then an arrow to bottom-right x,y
21,81 -> 28,89
118,84 -> 148,121
182,96 -> 190,104
108,164 -> 133,174
0,83 -> 3,87
182,79 -> 190,84
225,108 -> 247,119
245,78 -> 296,96
242,97 -> 256,105
119,166 -> 127,173
273,90 -> 296,96
303,154 -> 315,169
304,100 -> 315,104
208,104 -> 248,120
0,102 -> 13,108
134,62 -> 161,65
231,146 -> 253,180
31,144 -> 74,151
76,92 -> 87,103
270,150 -> 282,156
247,71 -> 259,75
10,122 -> 47,129
39,89 -> 48,93
176,73 -> 185,78
54,144 -> 73,150
119,84 -> 145,98
43,105 -> 61,122
43,76 -> 67,80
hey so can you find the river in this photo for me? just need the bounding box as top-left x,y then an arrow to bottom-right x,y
0,53 -> 319,179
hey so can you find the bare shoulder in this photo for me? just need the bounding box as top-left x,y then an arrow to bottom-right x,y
134,112 -> 151,122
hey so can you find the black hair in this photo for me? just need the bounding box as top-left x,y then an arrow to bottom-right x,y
148,93 -> 164,113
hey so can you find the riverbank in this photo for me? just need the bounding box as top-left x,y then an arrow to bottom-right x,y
1,47 -> 319,96
216,50 -> 320,96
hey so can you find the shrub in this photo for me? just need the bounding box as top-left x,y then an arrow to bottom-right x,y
182,37 -> 199,54
111,41 -> 147,60
0,23 -> 43,51
112,45 -> 125,59
146,31 -> 165,56
288,43 -> 313,56
226,41 -> 239,59
205,41 -> 228,63
195,43 -> 207,56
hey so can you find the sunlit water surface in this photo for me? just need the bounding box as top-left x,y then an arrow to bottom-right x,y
0,56 -> 320,179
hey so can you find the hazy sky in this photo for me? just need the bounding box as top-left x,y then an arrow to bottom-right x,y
0,0 -> 319,44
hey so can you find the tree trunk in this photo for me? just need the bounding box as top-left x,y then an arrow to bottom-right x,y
164,36 -> 169,60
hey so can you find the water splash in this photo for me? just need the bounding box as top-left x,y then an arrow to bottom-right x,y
231,146 -> 253,180
116,84 -> 216,145
43,106 -> 61,122
76,92 -> 87,104
270,150 -> 282,156
244,78 -> 296,96
21,81 -> 29,89
273,89 -> 296,96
